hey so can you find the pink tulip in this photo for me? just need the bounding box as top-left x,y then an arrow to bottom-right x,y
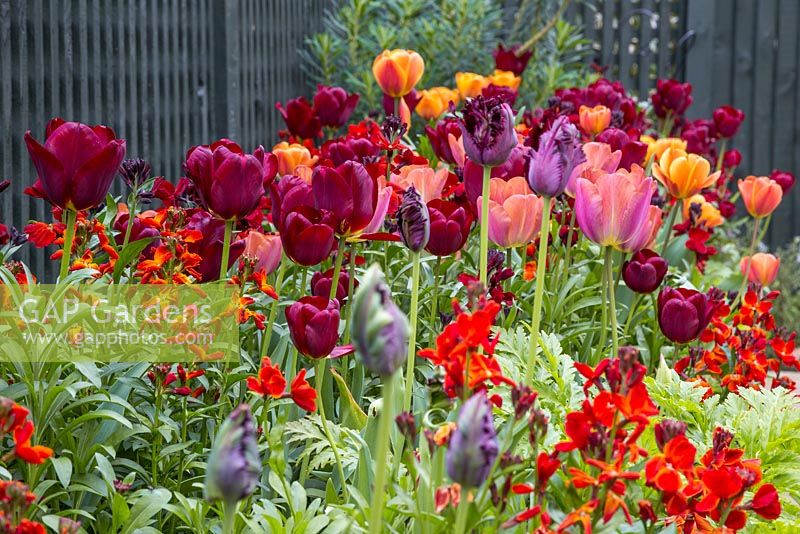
478,176 -> 544,249
243,231 -> 282,275
574,165 -> 662,253
565,142 -> 622,197
391,165 -> 448,203
361,185 -> 393,235
740,253 -> 780,287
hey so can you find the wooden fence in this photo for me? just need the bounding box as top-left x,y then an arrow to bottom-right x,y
1,0 -> 799,278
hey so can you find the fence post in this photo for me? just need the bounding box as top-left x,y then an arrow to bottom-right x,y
684,0 -> 715,117
211,0 -> 240,140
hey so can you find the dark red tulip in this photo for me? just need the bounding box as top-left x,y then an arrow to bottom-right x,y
651,79 -> 693,118
657,287 -> 713,344
712,105 -> 744,138
313,85 -> 360,129
0,224 -> 8,246
463,145 -> 527,204
311,267 -> 355,306
680,119 -> 715,157
286,296 -> 340,359
184,139 -> 277,221
492,44 -> 532,76
481,84 -> 518,106
113,213 -> 160,253
425,118 -> 463,166
24,118 -> 126,210
186,211 -> 245,282
269,176 -> 336,267
312,161 -> 377,237
770,169 -> 795,194
622,249 -> 668,294
595,128 -> 647,171
324,138 -> 381,166
723,149 -> 742,170
276,97 -> 322,139
425,199 -> 474,257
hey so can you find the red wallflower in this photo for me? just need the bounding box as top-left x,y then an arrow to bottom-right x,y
247,357 -> 286,398
290,369 -> 317,412
13,420 -> 53,464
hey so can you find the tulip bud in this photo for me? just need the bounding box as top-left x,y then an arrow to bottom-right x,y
651,79 -> 693,118
526,116 -> 584,197
310,267 -> 354,306
712,105 -> 744,138
579,105 -> 611,136
446,393 -> 498,488
654,419 -> 687,451
657,287 -> 714,344
425,199 -> 474,257
275,96 -> 322,139
286,296 -> 341,359
205,404 -> 260,507
459,95 -> 517,167
351,265 -> 408,377
119,158 -> 152,189
622,249 -> 668,294
397,186 -> 430,252
723,149 -> 742,170
313,85 -> 359,129
770,169 -> 795,194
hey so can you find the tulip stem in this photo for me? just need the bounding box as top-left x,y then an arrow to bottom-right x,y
59,208 -> 77,281
454,492 -> 469,534
315,359 -> 349,501
479,165 -> 492,286
369,374 -> 395,534
524,196 -> 551,384
605,247 -> 619,357
219,219 -> 234,281
262,253 -> 288,357
715,139 -> 727,172
733,217 -> 761,310
329,239 -> 346,301
402,251 -> 421,415
659,201 -> 679,257
561,207 -> 577,283
623,293 -> 642,337
221,500 -> 236,534
429,256 -> 442,344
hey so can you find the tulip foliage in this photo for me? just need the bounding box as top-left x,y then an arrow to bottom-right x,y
2,43 -> 800,534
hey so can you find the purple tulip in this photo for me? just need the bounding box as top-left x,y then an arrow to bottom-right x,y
286,296 -> 341,359
622,249 -> 668,294
204,404 -> 260,506
525,116 -> 584,198
397,186 -> 430,252
351,265 -> 408,377
657,287 -> 714,344
459,95 -> 517,167
24,118 -> 126,211
313,85 -> 360,128
446,393 -> 498,488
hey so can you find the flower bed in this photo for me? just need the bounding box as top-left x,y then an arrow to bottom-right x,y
0,44 -> 798,533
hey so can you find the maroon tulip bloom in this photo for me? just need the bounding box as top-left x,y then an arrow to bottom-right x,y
186,211 -> 245,282
313,85 -> 360,129
113,213 -> 160,253
595,128 -> 647,171
24,118 -> 126,210
481,84 -> 518,106
324,138 -> 381,166
312,161 -> 377,237
492,43 -> 532,76
311,267 -> 355,306
770,169 -> 795,194
623,249 -> 668,294
425,199 -> 474,257
286,296 -> 341,359
712,105 -> 744,138
464,145 -> 527,204
680,119 -> 716,157
657,287 -> 714,344
269,176 -> 336,267
723,149 -> 742,170
425,118 -> 463,166
185,139 -> 277,220
276,96 -> 322,139
0,180 -> 9,194
651,79 -> 693,118
460,96 -> 517,167
0,224 -> 8,246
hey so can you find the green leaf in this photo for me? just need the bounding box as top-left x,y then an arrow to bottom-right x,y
330,367 -> 367,430
50,456 -> 73,488
121,488 -> 171,534
112,237 -> 154,282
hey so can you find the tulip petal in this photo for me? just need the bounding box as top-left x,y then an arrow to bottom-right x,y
70,139 -> 126,210
24,131 -> 68,208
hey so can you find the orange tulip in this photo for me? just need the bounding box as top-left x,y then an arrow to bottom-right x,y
478,177 -> 544,249
740,252 -> 780,286
272,142 -> 318,176
579,105 -> 611,136
372,49 -> 425,98
738,175 -> 783,218
641,136 -> 687,163
683,194 -> 723,228
652,147 -> 720,199
455,72 -> 490,99
415,87 -> 460,120
487,69 -> 521,91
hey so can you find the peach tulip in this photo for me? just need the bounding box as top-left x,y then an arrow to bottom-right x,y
738,175 -> 783,219
372,49 -> 425,98
682,194 -> 724,228
574,165 -> 662,253
565,142 -> 622,197
416,87 -> 460,120
487,69 -> 521,91
391,165 -> 449,203
272,142 -> 318,177
243,231 -> 282,275
578,105 -> 611,136
478,177 -> 544,249
652,147 -> 720,199
455,72 -> 490,99
360,185 -> 393,236
740,253 -> 780,287
641,136 -> 687,163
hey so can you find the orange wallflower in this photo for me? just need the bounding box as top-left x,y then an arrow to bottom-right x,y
579,105 -> 612,135
738,175 -> 783,218
652,147 -> 720,199
372,49 -> 425,98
